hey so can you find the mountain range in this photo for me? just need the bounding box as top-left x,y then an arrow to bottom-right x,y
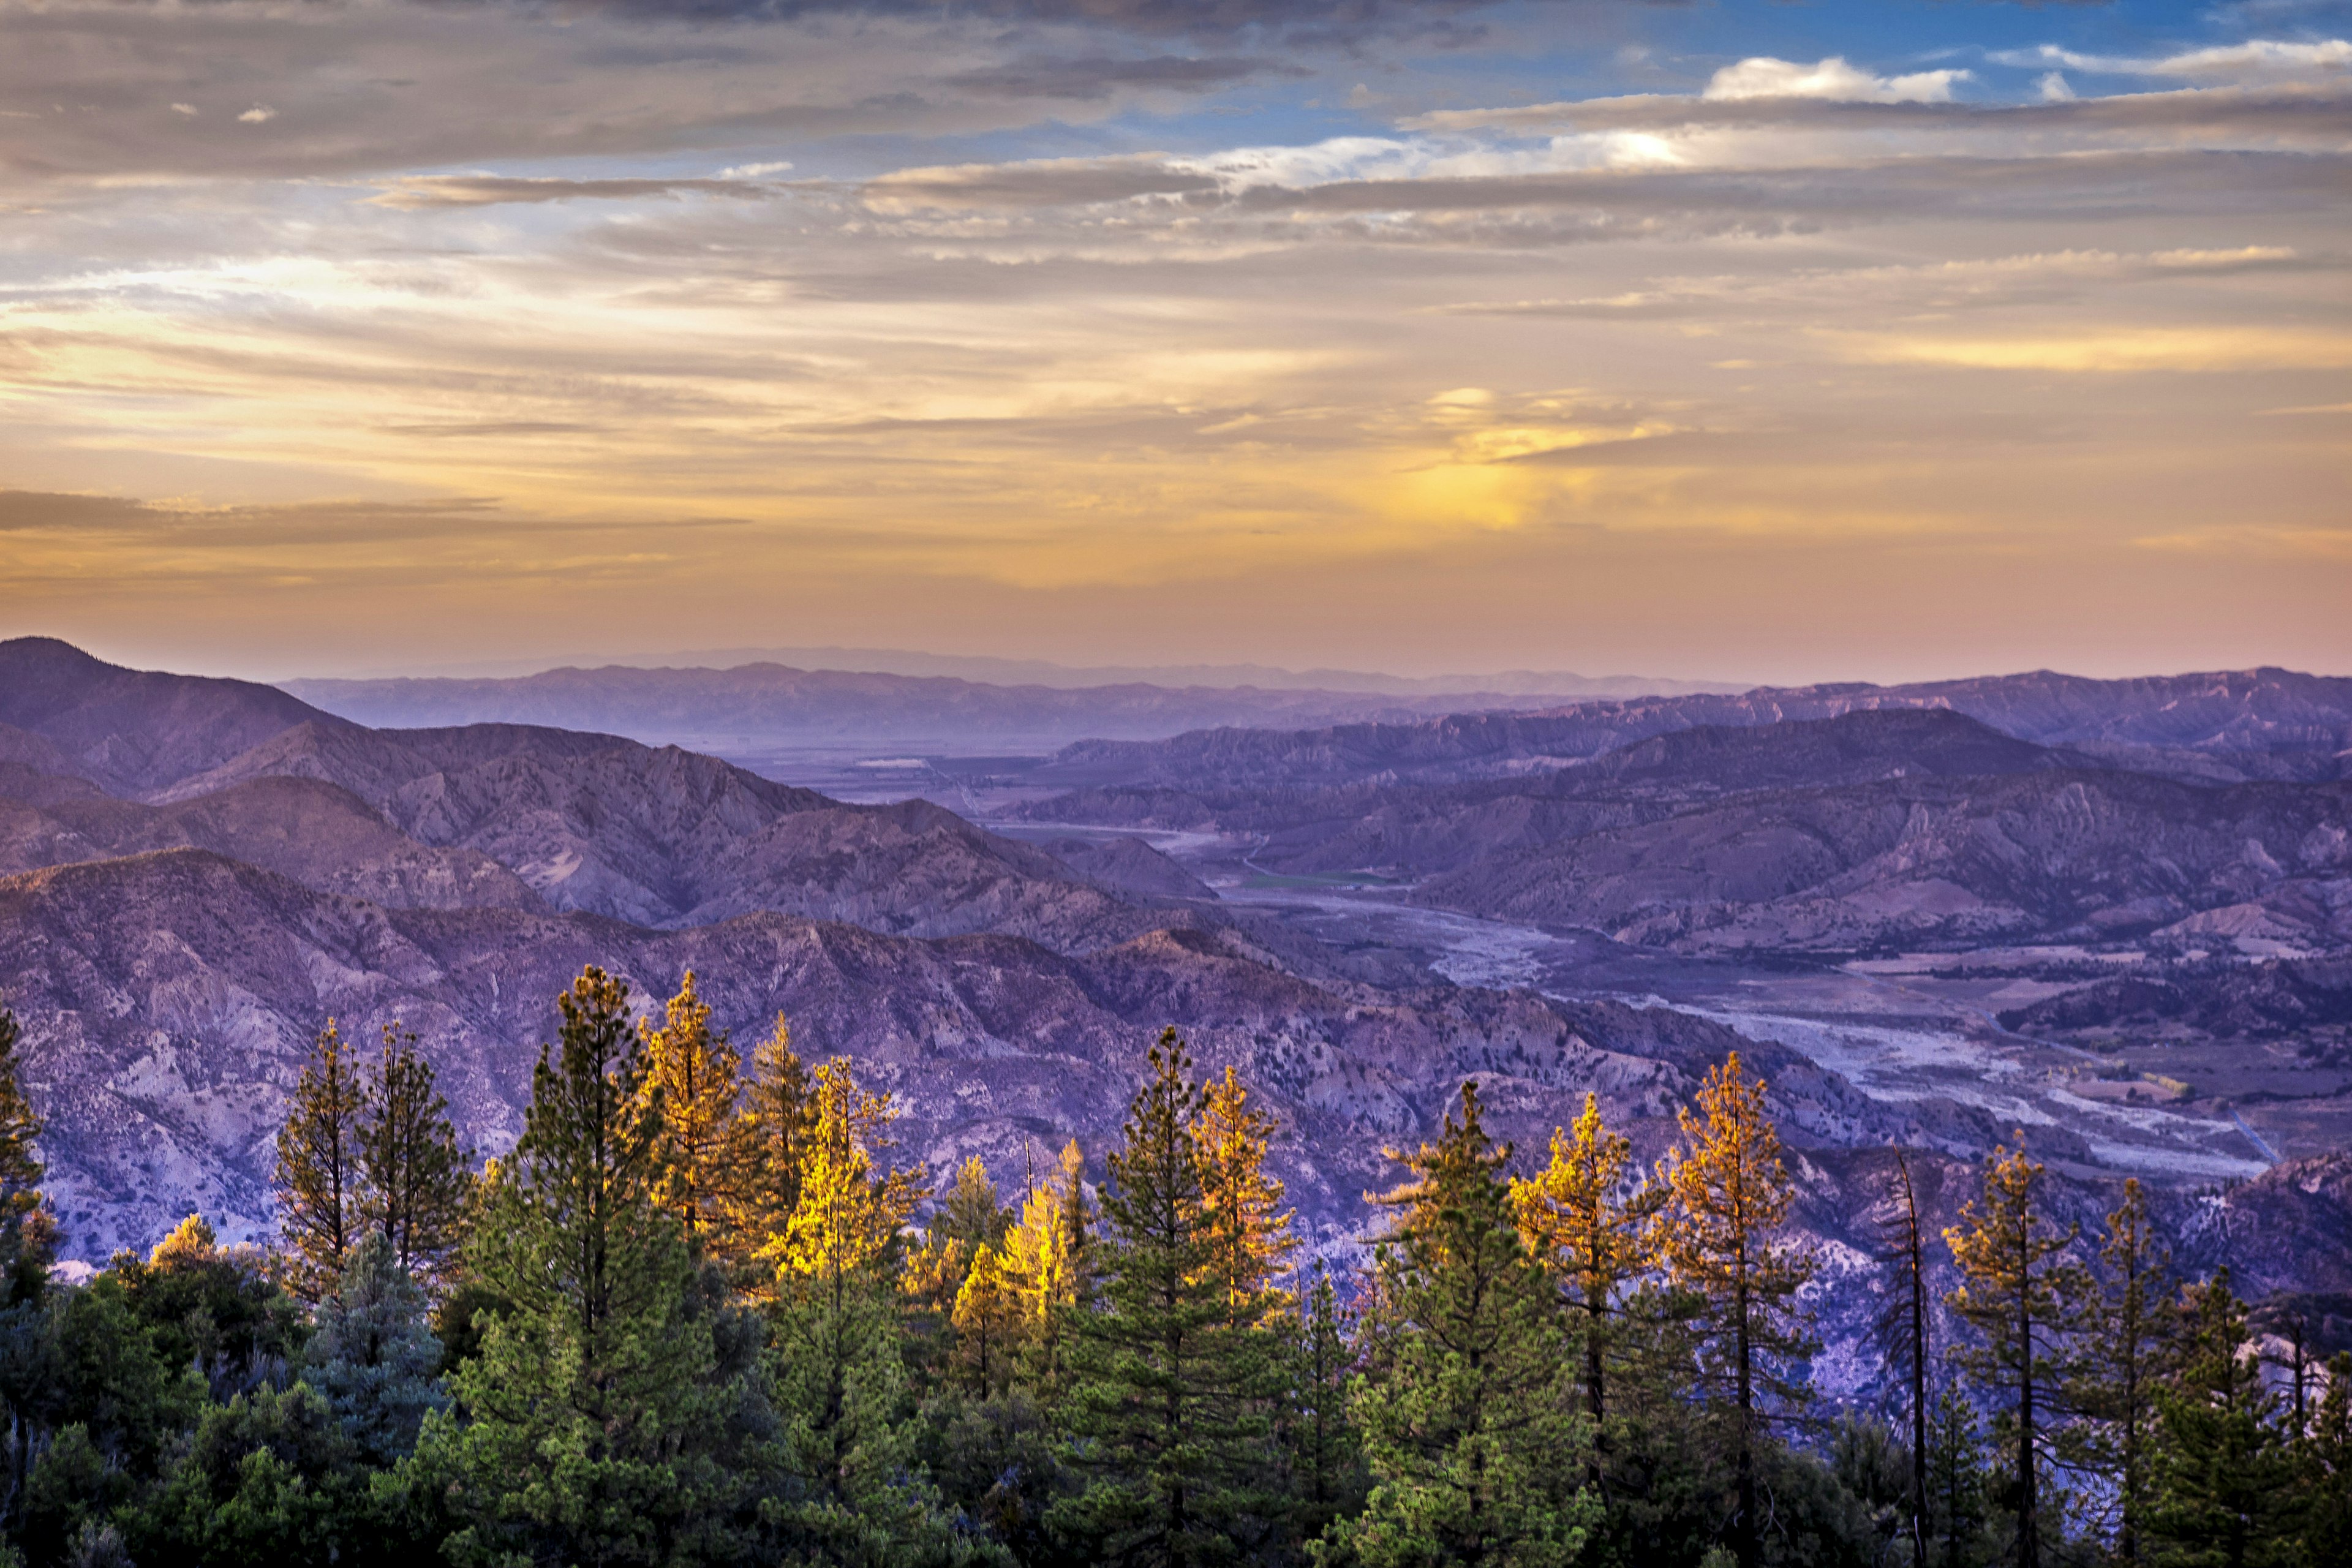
3,636 -> 2351,1378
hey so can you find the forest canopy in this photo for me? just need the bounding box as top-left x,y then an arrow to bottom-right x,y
0,968 -> 2341,1568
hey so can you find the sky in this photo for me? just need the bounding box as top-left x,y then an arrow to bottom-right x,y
0,0 -> 2345,685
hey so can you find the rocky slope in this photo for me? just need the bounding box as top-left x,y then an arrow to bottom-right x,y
0,845 -> 1902,1262
0,641 -> 1193,951
1419,769 -> 2352,955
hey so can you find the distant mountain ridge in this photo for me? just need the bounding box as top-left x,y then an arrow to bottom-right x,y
1035,666 -> 2352,791
280,662 -> 1653,756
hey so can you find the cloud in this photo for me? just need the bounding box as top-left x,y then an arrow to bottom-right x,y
370,175 -> 783,208
1703,56 -> 1972,104
1831,326 -> 2352,372
861,157 -> 1220,211
946,53 -> 1294,100
170,103 -> 197,118
237,105 -> 276,124
1997,38 -> 2352,83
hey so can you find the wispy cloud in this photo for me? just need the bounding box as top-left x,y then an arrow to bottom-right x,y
371,175 -> 785,209
1703,56 -> 1972,104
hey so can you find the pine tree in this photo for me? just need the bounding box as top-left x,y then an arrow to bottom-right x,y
2070,1177 -> 2174,1565
358,1022 -> 474,1291
428,965 -> 755,1567
305,1229 -> 446,1465
1004,1138 -> 1090,1393
1656,1052 -> 1815,1568
725,1012 -> 816,1276
2300,1352 -> 2352,1566
953,1244 -> 1023,1396
941,1154 -> 1010,1252
0,1003 -> 51,1305
637,971 -> 747,1248
1052,1028 -> 1273,1566
274,1020 -> 368,1303
765,1055 -> 948,1561
1330,1080 -> 1596,1568
1943,1138 -> 2085,1568
1283,1260 -> 1365,1549
1512,1091 -> 1664,1472
1195,1065 -> 1296,1327
1924,1383 -> 1991,1568
2145,1270 -> 2296,1568
1878,1149 -> 1931,1568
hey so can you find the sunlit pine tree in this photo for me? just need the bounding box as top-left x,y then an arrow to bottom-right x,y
273,1020 -> 368,1303
1195,1064 -> 1297,1328
764,1055 -> 944,1558
1512,1090 -> 1665,1469
636,971 -> 747,1250
723,1012 -> 816,1285
1656,1051 -> 1815,1568
1943,1137 -> 2087,1568
952,1243 -> 1023,1396
430,966 -> 751,1566
1003,1137 -> 1090,1393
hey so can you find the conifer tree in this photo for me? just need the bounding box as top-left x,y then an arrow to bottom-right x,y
274,1020 -> 368,1303
2146,1270 -> 2296,1568
358,1023 -> 473,1291
1052,1029 -> 1275,1565
1657,1052 -> 1815,1568
1943,1138 -> 2085,1568
305,1229 -> 445,1465
637,971 -> 747,1248
1004,1139 -> 1089,1392
726,1013 -> 816,1273
941,1155 -> 1010,1252
0,1001 -> 52,1308
1926,1384 -> 1991,1568
2070,1177 -> 2174,1565
1195,1065 -> 1295,1326
429,965 -> 755,1567
953,1244 -> 1022,1396
1330,1080 -> 1596,1568
2301,1352 -> 2352,1565
1879,1149 -> 1931,1568
1513,1092 -> 1664,1457
1283,1260 -> 1365,1549
765,1055 -> 948,1561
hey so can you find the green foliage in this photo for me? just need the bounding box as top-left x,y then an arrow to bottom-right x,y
305,1231 -> 446,1465
110,1216 -> 306,1405
1325,1081 -> 1596,1568
133,1381 -> 357,1564
274,1020 -> 368,1305
1943,1139 -> 2087,1568
423,965 -> 769,1568
1051,1030 -> 1286,1566
358,1023 -> 475,1292
2,970 -> 2343,1568
1281,1262 -> 1365,1549
2144,1271 -> 2297,1568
